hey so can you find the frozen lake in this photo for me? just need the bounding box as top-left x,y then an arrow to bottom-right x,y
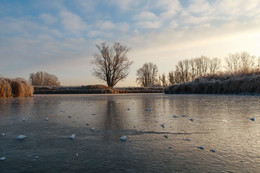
1,94 -> 260,172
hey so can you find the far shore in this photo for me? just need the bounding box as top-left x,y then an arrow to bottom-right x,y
33,85 -> 164,94
165,71 -> 260,95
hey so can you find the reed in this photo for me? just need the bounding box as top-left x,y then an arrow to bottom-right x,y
0,78 -> 12,98
0,77 -> 33,98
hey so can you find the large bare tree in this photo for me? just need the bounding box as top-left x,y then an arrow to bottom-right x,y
29,71 -> 61,86
92,42 -> 133,87
136,62 -> 158,87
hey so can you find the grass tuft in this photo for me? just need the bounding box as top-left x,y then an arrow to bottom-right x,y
0,77 -> 34,98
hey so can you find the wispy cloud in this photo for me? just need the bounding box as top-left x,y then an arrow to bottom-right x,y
59,10 -> 87,34
40,13 -> 57,25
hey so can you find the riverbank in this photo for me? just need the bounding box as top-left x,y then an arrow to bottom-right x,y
34,85 -> 164,94
165,71 -> 260,95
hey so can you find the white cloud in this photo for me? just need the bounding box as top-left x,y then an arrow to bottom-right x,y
0,17 -> 62,37
87,30 -> 112,38
110,0 -> 140,11
187,0 -> 211,14
40,13 -> 57,25
134,11 -> 158,21
136,20 -> 161,29
157,0 -> 182,19
96,20 -> 115,30
59,10 -> 87,34
118,23 -> 129,32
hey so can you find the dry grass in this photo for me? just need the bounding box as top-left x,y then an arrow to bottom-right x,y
0,77 -> 34,98
165,70 -> 260,95
0,78 -> 12,98
34,85 -> 118,94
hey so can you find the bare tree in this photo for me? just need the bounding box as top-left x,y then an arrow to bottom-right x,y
189,59 -> 196,81
136,62 -> 158,87
209,57 -> 221,74
160,73 -> 168,87
258,57 -> 260,70
225,52 -> 256,73
173,66 -> 182,84
225,53 -> 240,73
240,52 -> 256,73
92,42 -> 133,87
29,71 -> 61,86
168,71 -> 175,85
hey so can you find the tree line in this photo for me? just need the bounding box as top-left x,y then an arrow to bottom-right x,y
28,42 -> 260,88
137,52 -> 260,87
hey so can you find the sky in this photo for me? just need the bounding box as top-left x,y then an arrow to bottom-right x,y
1,0 -> 260,86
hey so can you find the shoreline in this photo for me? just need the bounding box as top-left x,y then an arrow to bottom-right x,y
165,71 -> 260,95
34,85 -> 164,94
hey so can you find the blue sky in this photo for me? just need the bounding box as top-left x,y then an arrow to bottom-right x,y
1,0 -> 260,86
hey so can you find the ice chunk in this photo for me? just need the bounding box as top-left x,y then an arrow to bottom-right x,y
250,118 -> 255,121
120,136 -> 127,141
0,157 -> 6,161
69,134 -> 76,139
145,108 -> 151,111
17,135 -> 26,140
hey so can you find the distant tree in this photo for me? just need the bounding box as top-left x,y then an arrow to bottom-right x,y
29,71 -> 61,86
168,71 -> 175,85
160,73 -> 168,87
258,57 -> 260,70
225,52 -> 256,73
136,62 -> 158,87
92,42 -> 133,87
209,57 -> 221,74
239,52 -> 256,73
167,56 -> 222,86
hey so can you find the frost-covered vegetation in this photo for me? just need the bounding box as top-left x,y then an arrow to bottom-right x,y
165,70 -> 260,94
0,77 -> 33,98
165,52 -> 260,94
34,85 -> 117,94
29,71 -> 61,87
34,85 -> 164,94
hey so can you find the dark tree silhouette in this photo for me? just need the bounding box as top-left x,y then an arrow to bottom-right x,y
92,42 -> 133,87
